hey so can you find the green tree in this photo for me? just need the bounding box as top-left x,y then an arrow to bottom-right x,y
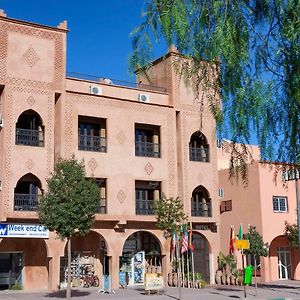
38,157 -> 99,299
284,221 -> 299,248
244,225 -> 268,295
131,0 -> 300,181
154,194 -> 187,237
154,195 -> 187,300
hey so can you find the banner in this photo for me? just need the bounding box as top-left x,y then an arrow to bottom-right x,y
0,223 -> 49,238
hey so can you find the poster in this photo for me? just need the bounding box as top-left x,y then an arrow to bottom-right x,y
133,251 -> 145,285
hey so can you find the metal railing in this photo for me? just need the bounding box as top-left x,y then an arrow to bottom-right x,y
78,135 -> 107,152
189,146 -> 209,162
135,141 -> 160,158
136,199 -> 155,215
66,72 -> 167,93
14,194 -> 39,211
191,200 -> 212,217
95,198 -> 107,214
16,129 -> 44,147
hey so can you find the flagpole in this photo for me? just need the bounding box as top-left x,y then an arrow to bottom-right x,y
186,250 -> 190,288
175,232 -> 182,300
191,251 -> 195,288
181,252 -> 185,287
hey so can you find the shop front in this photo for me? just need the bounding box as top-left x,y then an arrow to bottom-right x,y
119,231 -> 162,287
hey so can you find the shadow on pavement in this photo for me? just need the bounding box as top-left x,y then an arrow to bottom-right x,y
45,289 -> 91,298
259,283 -> 299,289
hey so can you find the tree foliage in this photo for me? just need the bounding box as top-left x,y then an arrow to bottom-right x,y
131,0 -> 300,182
38,157 -> 100,239
284,222 -> 299,248
154,194 -> 187,237
244,225 -> 268,257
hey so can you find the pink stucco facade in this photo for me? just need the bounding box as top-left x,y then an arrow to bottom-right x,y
218,143 -> 300,282
0,12 -> 220,290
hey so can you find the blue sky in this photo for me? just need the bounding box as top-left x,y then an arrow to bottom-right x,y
0,0 -> 166,82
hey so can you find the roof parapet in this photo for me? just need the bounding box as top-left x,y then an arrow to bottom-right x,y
0,9 -> 7,17
57,20 -> 67,30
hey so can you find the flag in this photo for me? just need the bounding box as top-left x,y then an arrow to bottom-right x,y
189,222 -> 195,252
181,230 -> 189,254
170,232 -> 177,262
237,224 -> 243,240
229,225 -> 235,255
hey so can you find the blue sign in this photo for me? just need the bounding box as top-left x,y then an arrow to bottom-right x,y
0,223 -> 49,238
119,272 -> 126,287
103,275 -> 111,292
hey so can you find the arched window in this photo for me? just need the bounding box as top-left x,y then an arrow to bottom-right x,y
16,110 -> 44,147
189,131 -> 209,162
191,185 -> 212,217
14,173 -> 42,211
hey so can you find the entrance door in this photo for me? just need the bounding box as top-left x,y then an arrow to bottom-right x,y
0,252 -> 23,287
277,247 -> 291,280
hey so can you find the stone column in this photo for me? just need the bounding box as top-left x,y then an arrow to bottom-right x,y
109,252 -> 120,289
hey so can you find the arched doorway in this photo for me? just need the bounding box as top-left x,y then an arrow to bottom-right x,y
0,237 -> 48,290
193,232 -> 210,282
120,231 -> 162,286
60,231 -> 107,288
269,235 -> 294,280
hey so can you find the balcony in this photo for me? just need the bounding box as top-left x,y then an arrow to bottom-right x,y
135,141 -> 160,158
95,198 -> 106,214
16,129 -> 44,147
14,194 -> 38,211
136,199 -> 155,215
189,146 -> 209,162
191,201 -> 212,217
78,135 -> 106,152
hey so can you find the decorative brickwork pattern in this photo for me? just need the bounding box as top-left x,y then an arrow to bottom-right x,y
26,159 -> 34,170
117,190 -> 126,204
26,96 -> 35,106
88,158 -> 98,172
144,162 -> 154,175
23,47 -> 40,67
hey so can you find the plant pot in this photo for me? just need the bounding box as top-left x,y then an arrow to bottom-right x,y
226,275 -> 231,285
230,275 -> 236,285
221,274 -> 226,285
215,270 -> 222,284
172,273 -> 178,287
168,273 -> 172,287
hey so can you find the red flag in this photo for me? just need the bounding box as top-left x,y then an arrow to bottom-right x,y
189,222 -> 195,252
229,225 -> 236,255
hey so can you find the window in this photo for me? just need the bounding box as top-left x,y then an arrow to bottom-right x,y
95,178 -> 107,214
273,196 -> 288,212
78,116 -> 106,152
189,131 -> 209,162
135,181 -> 161,215
191,185 -> 212,217
220,200 -> 232,213
135,124 -> 160,158
14,173 -> 42,211
16,110 -> 44,147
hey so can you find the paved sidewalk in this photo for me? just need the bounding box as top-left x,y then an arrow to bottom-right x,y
1,281 -> 300,300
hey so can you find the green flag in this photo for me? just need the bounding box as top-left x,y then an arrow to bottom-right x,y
238,224 -> 243,240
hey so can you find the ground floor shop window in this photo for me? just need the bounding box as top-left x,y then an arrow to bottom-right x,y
0,252 -> 23,289
60,251 -> 105,288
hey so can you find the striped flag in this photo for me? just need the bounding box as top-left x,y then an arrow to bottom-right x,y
181,230 -> 189,254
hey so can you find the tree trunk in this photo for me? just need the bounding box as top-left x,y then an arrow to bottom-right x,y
254,256 -> 257,296
67,237 -> 71,300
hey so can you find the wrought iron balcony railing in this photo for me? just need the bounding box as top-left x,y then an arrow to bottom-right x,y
191,200 -> 212,217
16,129 -> 44,147
78,135 -> 107,152
136,199 -> 155,215
189,146 -> 209,162
135,141 -> 160,158
95,198 -> 107,214
14,194 -> 39,211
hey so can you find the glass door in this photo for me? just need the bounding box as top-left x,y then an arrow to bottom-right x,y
277,247 -> 291,280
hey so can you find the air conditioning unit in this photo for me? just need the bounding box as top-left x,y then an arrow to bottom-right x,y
216,139 -> 222,148
138,93 -> 150,103
0,180 -> 2,191
89,85 -> 102,95
218,188 -> 224,198
0,114 -> 3,128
